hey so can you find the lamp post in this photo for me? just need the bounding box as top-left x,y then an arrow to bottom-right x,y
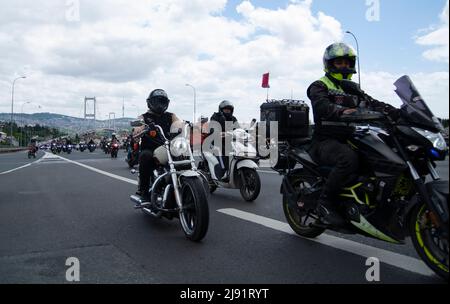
21,101 -> 31,146
345,31 -> 361,87
10,76 -> 26,146
20,102 -> 42,146
185,84 -> 197,123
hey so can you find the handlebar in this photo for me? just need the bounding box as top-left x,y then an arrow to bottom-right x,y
134,121 -> 191,142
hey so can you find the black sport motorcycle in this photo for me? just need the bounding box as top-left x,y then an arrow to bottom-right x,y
276,76 -> 449,280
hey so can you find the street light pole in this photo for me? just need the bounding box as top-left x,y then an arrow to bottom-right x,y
186,84 -> 197,123
21,101 -> 31,147
10,76 -> 26,146
345,31 -> 361,87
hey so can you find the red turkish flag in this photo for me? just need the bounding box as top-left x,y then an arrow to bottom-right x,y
262,73 -> 270,88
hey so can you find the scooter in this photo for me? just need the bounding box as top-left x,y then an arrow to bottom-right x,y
199,128 -> 261,202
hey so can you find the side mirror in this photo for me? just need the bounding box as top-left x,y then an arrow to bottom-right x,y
130,120 -> 144,127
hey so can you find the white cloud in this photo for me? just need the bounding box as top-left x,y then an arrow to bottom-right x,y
362,71 -> 449,117
415,0 -> 449,63
0,0 -> 448,126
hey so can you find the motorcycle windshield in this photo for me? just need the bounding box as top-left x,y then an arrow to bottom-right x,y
394,75 -> 444,132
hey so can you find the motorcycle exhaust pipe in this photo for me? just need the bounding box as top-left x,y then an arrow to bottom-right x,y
130,195 -> 149,209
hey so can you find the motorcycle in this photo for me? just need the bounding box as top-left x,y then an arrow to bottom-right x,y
110,142 -> 119,158
51,143 -> 58,154
65,144 -> 73,154
28,146 -> 37,159
129,121 -> 210,242
79,143 -> 87,152
88,143 -> 96,153
199,128 -> 261,202
103,142 -> 111,154
275,76 -> 449,280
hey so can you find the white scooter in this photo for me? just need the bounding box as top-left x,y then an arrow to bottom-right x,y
199,128 -> 261,202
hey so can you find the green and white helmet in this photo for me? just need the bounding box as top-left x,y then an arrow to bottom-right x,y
323,42 -> 357,80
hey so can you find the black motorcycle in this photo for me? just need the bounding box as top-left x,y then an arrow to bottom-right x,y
79,143 -> 87,152
51,143 -> 58,154
88,143 -> 96,153
275,76 -> 448,280
103,142 -> 111,154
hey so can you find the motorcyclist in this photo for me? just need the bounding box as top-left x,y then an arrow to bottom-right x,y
133,89 -> 183,202
111,133 -> 120,146
210,100 -> 240,181
307,42 -> 400,226
126,132 -> 136,161
28,139 -> 38,154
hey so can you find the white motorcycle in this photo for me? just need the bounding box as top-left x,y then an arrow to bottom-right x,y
199,128 -> 261,202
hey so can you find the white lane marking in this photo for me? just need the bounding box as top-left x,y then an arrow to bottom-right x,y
217,208 -> 435,277
0,163 -> 31,175
0,153 -> 44,175
50,153 -> 138,185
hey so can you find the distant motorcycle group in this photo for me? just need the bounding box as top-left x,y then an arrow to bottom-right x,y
50,142 -> 97,154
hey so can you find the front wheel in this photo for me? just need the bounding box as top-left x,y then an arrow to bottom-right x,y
239,168 -> 261,202
179,177 -> 209,242
282,172 -> 325,238
409,203 -> 449,280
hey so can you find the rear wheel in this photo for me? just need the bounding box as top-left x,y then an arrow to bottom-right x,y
179,177 -> 209,242
239,168 -> 261,202
409,203 -> 449,280
282,171 -> 325,238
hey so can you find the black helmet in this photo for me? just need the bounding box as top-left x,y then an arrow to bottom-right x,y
323,42 -> 357,80
219,100 -> 234,114
147,89 -> 170,115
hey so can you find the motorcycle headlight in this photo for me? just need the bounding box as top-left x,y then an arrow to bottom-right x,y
171,137 -> 189,157
412,127 -> 448,151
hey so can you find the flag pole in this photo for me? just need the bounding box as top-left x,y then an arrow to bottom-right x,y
266,87 -> 269,101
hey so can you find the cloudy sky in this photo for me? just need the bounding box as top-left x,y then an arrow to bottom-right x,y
0,0 -> 448,122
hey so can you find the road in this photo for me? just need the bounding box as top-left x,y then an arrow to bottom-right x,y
0,149 -> 447,283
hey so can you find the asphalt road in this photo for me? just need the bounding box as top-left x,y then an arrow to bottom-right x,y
0,149 -> 448,284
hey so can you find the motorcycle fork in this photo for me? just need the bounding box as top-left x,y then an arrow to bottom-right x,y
392,133 -> 446,228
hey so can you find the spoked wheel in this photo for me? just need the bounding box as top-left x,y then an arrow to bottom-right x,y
410,203 -> 449,280
179,177 -> 209,242
239,168 -> 261,202
282,172 -> 325,238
